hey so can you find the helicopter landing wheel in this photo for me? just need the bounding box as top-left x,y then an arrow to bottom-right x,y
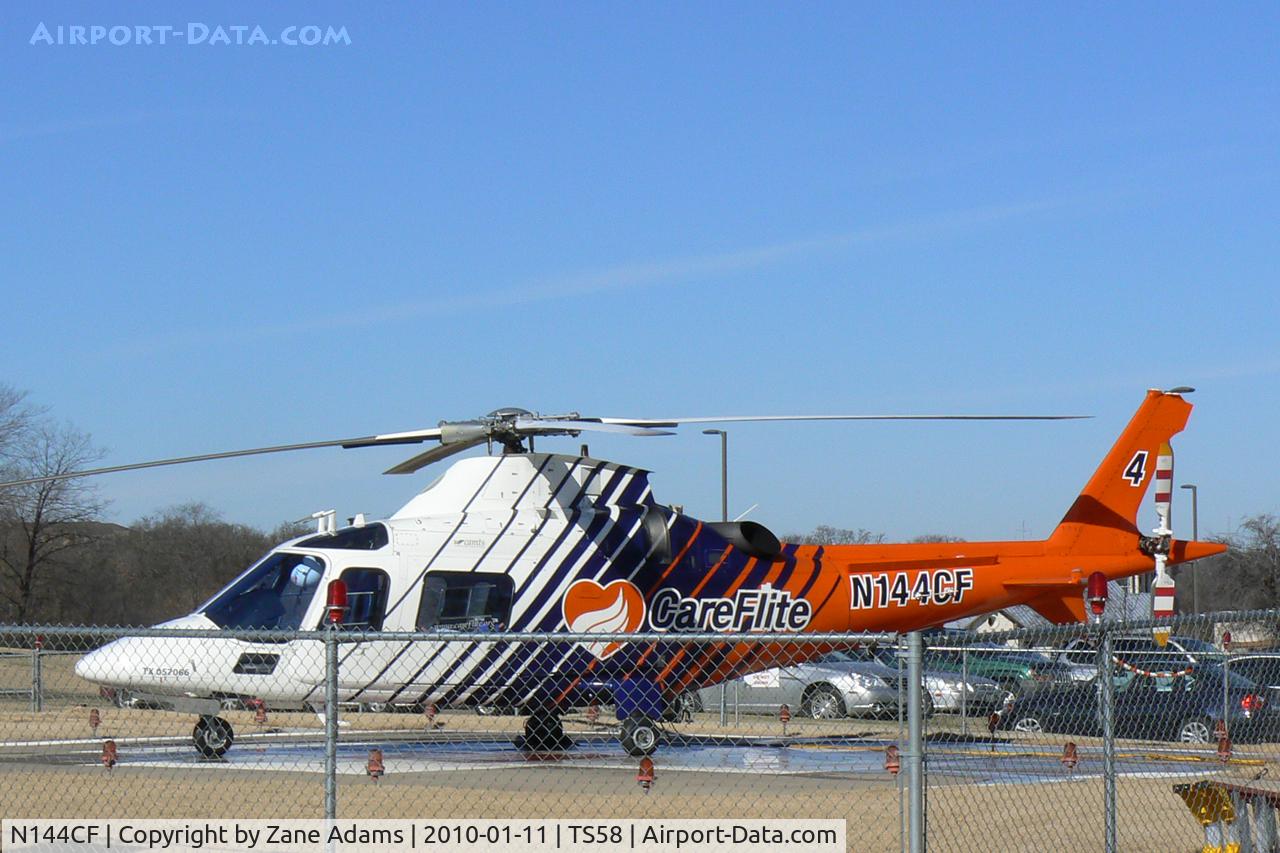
517,709 -> 572,751
193,715 -> 234,758
620,713 -> 660,756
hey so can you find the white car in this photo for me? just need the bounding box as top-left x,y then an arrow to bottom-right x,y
1055,635 -> 1222,682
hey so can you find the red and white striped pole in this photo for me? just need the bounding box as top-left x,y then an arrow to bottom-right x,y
1152,442 -> 1175,647
1153,442 -> 1174,541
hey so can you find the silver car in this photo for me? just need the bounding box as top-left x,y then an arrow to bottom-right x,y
693,651 -> 906,720
861,647 -> 1008,715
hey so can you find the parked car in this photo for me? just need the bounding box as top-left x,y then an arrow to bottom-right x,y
1055,635 -> 1223,681
1113,634 -> 1221,669
998,665 -> 1278,743
860,647 -> 1009,715
1224,655 -> 1280,706
926,643 -> 1074,698
691,651 -> 926,720
1056,640 -> 1100,682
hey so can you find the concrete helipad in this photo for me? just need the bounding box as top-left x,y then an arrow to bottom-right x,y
3,728 -> 1237,786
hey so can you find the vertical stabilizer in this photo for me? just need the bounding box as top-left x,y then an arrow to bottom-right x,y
1047,389 -> 1193,556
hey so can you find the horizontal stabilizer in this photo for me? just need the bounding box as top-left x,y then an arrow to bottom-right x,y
1025,589 -> 1088,624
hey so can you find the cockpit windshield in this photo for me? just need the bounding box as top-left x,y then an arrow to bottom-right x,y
204,552 -> 325,629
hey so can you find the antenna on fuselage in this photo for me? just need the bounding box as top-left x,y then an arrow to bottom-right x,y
310,509 -> 337,534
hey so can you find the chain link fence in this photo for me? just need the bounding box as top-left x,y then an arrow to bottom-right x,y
2,614 -> 1279,851
924,612 -> 1280,853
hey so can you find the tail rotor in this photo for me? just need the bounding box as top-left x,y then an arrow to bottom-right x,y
1150,442 -> 1177,645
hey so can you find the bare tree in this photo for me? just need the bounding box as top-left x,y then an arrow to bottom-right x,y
269,518 -> 314,543
63,504 -> 294,626
783,525 -> 885,545
1242,514 -> 1280,602
1181,514 -> 1280,611
130,502 -> 276,615
0,384 -> 37,464
0,420 -> 106,622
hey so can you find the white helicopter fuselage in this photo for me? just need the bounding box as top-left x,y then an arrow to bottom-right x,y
76,451 -> 664,713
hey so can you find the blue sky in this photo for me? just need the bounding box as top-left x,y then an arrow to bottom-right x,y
2,3 -> 1277,541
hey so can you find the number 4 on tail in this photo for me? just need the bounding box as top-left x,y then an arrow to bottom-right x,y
1123,450 -> 1148,487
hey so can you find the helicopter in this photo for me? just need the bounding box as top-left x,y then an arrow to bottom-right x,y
3,389 -> 1225,757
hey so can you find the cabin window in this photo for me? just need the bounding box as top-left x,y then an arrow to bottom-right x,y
338,568 -> 391,630
203,552 -> 325,630
297,523 -> 389,550
416,572 -> 514,630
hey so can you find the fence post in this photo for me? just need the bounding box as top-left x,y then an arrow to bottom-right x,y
1099,628 -> 1117,853
1223,644 -> 1231,739
960,646 -> 968,737
31,636 -> 43,713
907,630 -> 925,853
325,624 -> 339,821
719,682 -> 727,728
896,640 -> 906,853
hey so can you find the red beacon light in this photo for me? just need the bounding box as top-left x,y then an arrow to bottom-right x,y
1085,571 -> 1108,619
326,579 -> 348,624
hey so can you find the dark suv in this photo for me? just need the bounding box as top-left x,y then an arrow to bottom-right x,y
1225,655 -> 1280,735
1000,665 -> 1278,743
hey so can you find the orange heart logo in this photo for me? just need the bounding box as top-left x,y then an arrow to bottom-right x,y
562,578 -> 646,660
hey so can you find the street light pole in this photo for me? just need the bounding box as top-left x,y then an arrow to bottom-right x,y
702,429 -> 727,522
1181,484 -> 1199,613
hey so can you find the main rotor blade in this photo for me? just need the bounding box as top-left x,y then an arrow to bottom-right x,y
514,418 -> 676,437
595,414 -> 1089,427
383,436 -> 488,475
0,408 -> 1087,490
0,428 -> 443,488
338,427 -> 443,448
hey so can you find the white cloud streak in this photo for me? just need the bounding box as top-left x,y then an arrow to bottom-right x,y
101,195 -> 1068,358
